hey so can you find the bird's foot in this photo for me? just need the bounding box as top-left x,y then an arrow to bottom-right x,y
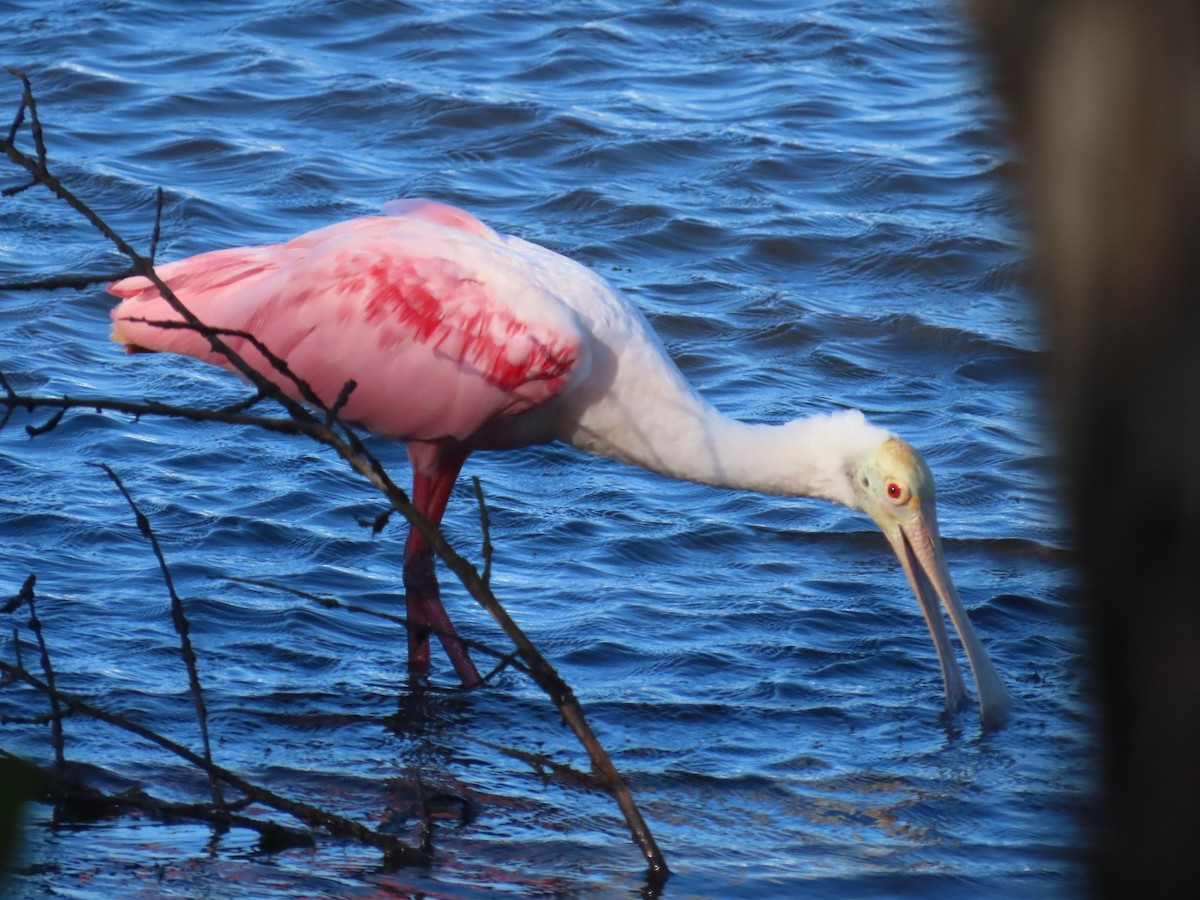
405,587 -> 483,689
445,641 -> 483,689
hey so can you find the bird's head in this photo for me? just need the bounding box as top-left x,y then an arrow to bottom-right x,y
850,437 -> 1011,728
852,437 -> 936,541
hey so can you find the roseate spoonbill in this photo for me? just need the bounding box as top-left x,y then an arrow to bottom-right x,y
108,198 -> 1010,727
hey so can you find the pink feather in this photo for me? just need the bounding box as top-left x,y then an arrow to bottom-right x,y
109,204 -> 581,441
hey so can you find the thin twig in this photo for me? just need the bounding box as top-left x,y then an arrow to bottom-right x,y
327,379 -> 357,425
149,186 -> 164,263
92,462 -> 224,808
216,389 -> 268,416
3,69 -> 27,145
25,407 -> 64,437
3,748 -> 315,853
121,317 -> 334,416
0,368 -> 15,431
478,650 -> 521,684
1,69 -> 45,197
358,506 -> 395,535
17,69 -> 46,164
475,737 -> 607,790
17,575 -> 65,773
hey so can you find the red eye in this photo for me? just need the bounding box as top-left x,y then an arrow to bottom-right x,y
887,483 -> 902,498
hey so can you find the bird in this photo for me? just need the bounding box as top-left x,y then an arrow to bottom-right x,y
108,198 -> 1011,728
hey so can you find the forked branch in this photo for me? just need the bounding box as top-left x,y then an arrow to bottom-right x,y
0,72 -> 668,883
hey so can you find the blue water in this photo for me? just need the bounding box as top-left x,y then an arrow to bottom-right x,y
0,1 -> 1092,897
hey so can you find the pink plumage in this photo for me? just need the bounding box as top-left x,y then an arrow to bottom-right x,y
110,202 -> 582,443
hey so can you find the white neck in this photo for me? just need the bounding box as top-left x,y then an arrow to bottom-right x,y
569,402 -> 891,508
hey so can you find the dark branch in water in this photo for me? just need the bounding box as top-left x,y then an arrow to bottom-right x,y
12,576 -> 64,773
476,737 -> 608,791
0,659 -> 426,867
0,748 -> 316,854
359,505 -> 396,534
25,406 -> 64,437
92,462 -> 224,808
0,368 -> 15,432
2,68 -> 47,197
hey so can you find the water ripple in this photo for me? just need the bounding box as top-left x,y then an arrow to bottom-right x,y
1,0 -> 1088,897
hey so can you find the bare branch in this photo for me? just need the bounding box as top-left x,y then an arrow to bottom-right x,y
358,505 -> 395,534
3,69 -> 27,145
0,388 -> 317,438
476,738 -> 608,790
92,463 -> 224,808
149,186 -> 164,262
327,378 -> 357,425
12,68 -> 46,164
0,368 -> 15,431
16,576 -> 65,773
2,574 -> 31,615
0,660 -> 426,867
1,68 -> 46,197
24,406 -> 64,437
477,650 -> 521,684
118,317 -> 332,417
216,389 -> 269,416
2,76 -> 320,432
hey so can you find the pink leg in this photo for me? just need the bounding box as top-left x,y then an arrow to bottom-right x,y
404,441 -> 483,687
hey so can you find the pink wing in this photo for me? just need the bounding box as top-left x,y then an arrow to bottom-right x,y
109,202 -> 585,442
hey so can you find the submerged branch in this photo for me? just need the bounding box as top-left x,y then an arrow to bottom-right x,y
11,576 -> 64,773
0,660 -> 426,867
2,748 -> 316,854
